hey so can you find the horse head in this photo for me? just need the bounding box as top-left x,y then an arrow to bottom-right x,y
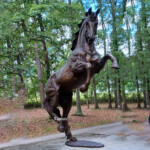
71,8 -> 100,50
84,8 -> 100,45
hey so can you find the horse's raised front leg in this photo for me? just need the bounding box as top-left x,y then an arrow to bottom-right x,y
106,54 -> 119,69
96,54 -> 119,73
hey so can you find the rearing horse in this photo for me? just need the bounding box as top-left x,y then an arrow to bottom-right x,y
44,8 -> 119,142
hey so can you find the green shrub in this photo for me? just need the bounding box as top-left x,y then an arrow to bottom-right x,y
24,100 -> 41,109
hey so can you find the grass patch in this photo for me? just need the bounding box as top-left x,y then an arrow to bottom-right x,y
45,127 -> 53,132
72,113 -> 84,116
72,123 -> 85,128
87,122 -> 99,126
121,115 -> 137,118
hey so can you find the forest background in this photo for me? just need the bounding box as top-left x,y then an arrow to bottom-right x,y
0,0 -> 150,113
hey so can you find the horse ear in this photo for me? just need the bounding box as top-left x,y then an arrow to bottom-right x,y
85,12 -> 88,16
96,9 -> 100,15
88,7 -> 92,15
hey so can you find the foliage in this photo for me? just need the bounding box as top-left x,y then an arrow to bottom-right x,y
0,0 -> 150,109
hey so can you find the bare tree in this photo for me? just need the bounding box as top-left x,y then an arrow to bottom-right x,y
75,89 -> 83,116
93,77 -> 99,109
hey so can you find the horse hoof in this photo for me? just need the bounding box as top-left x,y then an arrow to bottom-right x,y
111,63 -> 119,69
80,85 -> 88,93
57,125 -> 65,133
70,136 -> 77,142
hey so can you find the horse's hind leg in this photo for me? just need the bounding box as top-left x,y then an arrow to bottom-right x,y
60,92 -> 77,141
43,94 -> 60,121
44,74 -> 62,122
44,93 -> 70,134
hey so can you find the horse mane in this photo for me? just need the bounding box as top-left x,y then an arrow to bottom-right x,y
71,18 -> 85,51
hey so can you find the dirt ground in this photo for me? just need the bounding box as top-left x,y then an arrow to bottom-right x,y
0,98 -> 149,143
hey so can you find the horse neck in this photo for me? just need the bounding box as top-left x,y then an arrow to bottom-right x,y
76,26 -> 86,49
76,26 -> 95,53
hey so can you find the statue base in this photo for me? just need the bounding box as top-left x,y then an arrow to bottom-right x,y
65,140 -> 104,148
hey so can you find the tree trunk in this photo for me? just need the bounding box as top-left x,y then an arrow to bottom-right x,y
142,75 -> 147,109
114,92 -> 118,108
118,77 -> 122,109
86,91 -> 89,109
136,76 -> 141,108
99,0 -> 112,109
68,0 -> 74,37
122,81 -> 128,111
41,36 -> 50,79
146,90 -> 150,109
143,77 -> 147,108
110,0 -> 118,51
146,79 -> 150,109
114,77 -> 118,109
35,0 -> 50,79
6,36 -> 25,97
122,0 -> 127,18
110,0 -> 122,109
16,55 -> 26,95
68,0 -> 71,4
93,77 -> 99,109
122,89 -> 128,111
75,89 -> 83,116
125,15 -> 131,56
107,74 -> 112,109
141,1 -> 148,109
35,43 -> 45,107
11,76 -> 16,95
90,87 -> 93,102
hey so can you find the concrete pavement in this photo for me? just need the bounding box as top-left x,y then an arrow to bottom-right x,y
0,122 -> 150,150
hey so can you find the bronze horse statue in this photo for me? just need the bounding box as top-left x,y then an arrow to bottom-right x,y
44,8 -> 119,142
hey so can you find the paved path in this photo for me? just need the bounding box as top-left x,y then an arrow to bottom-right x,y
0,114 -> 11,121
0,122 -> 150,150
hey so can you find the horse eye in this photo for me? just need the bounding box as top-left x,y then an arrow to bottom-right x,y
94,23 -> 98,27
86,22 -> 90,28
